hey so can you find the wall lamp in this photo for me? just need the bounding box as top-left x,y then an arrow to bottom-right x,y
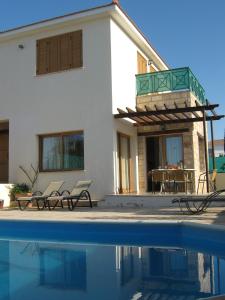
18,44 -> 24,50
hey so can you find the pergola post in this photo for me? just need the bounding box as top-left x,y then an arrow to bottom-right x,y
210,120 -> 216,170
203,109 -> 210,193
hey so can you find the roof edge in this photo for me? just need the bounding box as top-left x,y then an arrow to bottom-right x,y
0,2 -> 114,35
0,1 -> 168,69
113,5 -> 169,69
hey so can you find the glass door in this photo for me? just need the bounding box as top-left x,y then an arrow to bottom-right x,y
0,130 -> 9,183
117,133 -> 131,194
165,136 -> 183,167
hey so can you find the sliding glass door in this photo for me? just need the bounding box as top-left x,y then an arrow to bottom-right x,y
165,136 -> 183,166
117,133 -> 131,194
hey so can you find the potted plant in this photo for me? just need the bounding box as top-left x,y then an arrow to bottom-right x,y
9,183 -> 31,202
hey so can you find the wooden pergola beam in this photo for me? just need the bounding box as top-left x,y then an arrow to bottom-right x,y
144,105 -> 167,122
154,105 -> 172,120
117,108 -> 146,126
126,107 -> 149,125
115,104 -> 219,119
138,128 -> 190,137
133,115 -> 224,126
174,102 -> 190,119
163,104 -> 181,120
136,106 -> 158,123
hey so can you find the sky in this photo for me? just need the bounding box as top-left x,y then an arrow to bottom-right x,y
0,0 -> 224,139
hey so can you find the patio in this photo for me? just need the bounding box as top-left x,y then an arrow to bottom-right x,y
116,98 -> 224,194
1,205 -> 225,226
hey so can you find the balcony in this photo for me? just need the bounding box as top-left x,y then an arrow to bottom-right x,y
136,67 -> 206,105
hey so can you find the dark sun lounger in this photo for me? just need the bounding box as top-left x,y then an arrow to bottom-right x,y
46,180 -> 93,210
16,181 -> 64,210
172,189 -> 225,214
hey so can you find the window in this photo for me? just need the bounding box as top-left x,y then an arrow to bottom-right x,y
165,136 -> 183,166
40,248 -> 86,290
36,30 -> 83,75
137,52 -> 147,74
149,249 -> 188,279
39,131 -> 84,171
120,247 -> 134,286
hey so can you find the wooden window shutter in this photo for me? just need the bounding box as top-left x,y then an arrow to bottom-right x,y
49,36 -> 59,73
36,38 -> 49,75
137,52 -> 147,74
71,30 -> 83,68
59,33 -> 70,71
36,30 -> 83,75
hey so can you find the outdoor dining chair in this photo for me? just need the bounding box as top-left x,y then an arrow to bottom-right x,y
172,189 -> 225,214
16,181 -> 64,210
172,170 -> 194,194
151,170 -> 169,193
197,169 -> 217,194
45,180 -> 93,210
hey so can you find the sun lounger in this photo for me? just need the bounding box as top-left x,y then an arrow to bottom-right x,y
46,180 -> 93,210
16,181 -> 64,211
172,189 -> 225,214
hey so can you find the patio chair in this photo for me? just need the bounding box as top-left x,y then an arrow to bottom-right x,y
172,189 -> 225,214
46,180 -> 93,211
171,170 -> 186,193
16,181 -> 64,211
197,169 -> 217,194
172,170 -> 194,194
151,170 -> 168,193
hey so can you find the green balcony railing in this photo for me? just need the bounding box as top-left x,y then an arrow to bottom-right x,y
136,67 -> 206,105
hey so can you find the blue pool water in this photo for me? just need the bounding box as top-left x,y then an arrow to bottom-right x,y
0,221 -> 225,300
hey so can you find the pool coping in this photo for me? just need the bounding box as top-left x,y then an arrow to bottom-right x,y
1,217 -> 225,231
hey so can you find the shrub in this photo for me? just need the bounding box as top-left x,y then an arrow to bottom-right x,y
9,183 -> 30,198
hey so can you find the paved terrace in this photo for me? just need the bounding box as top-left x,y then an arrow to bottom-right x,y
0,206 -> 225,226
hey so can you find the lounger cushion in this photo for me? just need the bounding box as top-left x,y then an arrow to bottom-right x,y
46,196 -> 64,202
17,195 -> 49,201
16,196 -> 33,201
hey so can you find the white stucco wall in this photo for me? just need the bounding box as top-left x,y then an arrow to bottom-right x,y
0,17 -> 115,200
110,19 -> 154,193
110,19 -> 137,113
0,13 -> 165,200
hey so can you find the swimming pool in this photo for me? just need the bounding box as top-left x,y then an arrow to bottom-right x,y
0,220 -> 225,299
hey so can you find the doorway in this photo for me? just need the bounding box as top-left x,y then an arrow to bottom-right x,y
146,135 -> 184,192
0,122 -> 9,183
146,137 -> 160,192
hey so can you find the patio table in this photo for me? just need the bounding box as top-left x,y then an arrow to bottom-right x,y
150,169 -> 195,194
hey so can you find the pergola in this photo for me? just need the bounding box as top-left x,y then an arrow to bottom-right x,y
114,100 -> 224,193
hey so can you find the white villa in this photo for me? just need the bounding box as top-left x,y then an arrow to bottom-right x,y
0,1 -> 223,205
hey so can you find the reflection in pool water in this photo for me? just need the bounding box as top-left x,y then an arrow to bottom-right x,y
0,240 -> 224,300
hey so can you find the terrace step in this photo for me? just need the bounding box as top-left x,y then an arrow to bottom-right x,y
100,194 -> 181,209
100,193 -> 223,209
